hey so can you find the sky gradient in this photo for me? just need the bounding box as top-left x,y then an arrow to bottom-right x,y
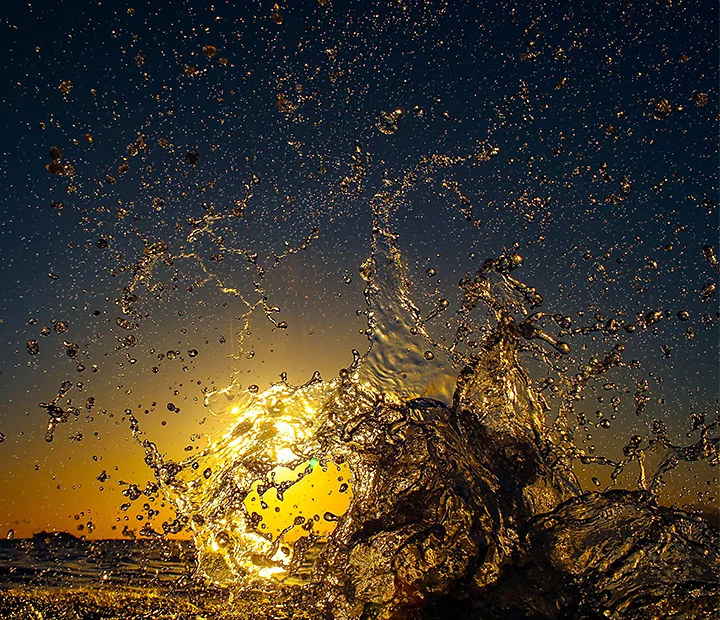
0,0 -> 717,538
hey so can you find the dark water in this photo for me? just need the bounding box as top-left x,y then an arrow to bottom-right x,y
0,535 -> 192,587
0,535 -> 221,619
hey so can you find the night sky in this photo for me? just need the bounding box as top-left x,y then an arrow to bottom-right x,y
0,0 -> 717,538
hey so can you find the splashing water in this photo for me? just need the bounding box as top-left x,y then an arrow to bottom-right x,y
129,161 -> 719,619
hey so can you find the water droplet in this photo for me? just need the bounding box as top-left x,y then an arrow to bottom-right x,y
185,150 -> 200,167
700,282 -> 716,302
27,340 -> 39,355
423,350 -> 435,361
270,5 -> 283,24
426,268 -> 436,277
692,92 -> 709,107
554,341 -> 571,355
645,310 -> 664,327
375,109 -> 402,135
702,246 -> 718,271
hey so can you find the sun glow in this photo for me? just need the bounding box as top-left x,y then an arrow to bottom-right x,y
243,458 -> 353,546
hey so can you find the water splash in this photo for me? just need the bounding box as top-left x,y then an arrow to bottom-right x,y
130,152 -> 719,618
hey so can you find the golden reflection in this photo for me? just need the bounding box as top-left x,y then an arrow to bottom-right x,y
243,459 -> 353,545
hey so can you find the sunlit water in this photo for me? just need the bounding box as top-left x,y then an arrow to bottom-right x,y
3,3 -> 717,619
12,171 -> 718,619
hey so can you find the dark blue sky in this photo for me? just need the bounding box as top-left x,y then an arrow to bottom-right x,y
0,0 -> 716,535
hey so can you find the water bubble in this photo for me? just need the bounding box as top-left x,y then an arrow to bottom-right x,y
692,92 -> 709,107
426,268 -> 436,277
27,340 -> 39,355
423,350 -> 435,361
375,109 -> 402,135
45,162 -> 63,175
185,150 -> 200,167
651,97 -> 673,120
700,282 -> 716,302
55,321 -> 69,334
677,310 -> 690,321
188,349 -> 198,358
277,321 -> 288,329
167,403 -> 176,412
248,385 -> 259,393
